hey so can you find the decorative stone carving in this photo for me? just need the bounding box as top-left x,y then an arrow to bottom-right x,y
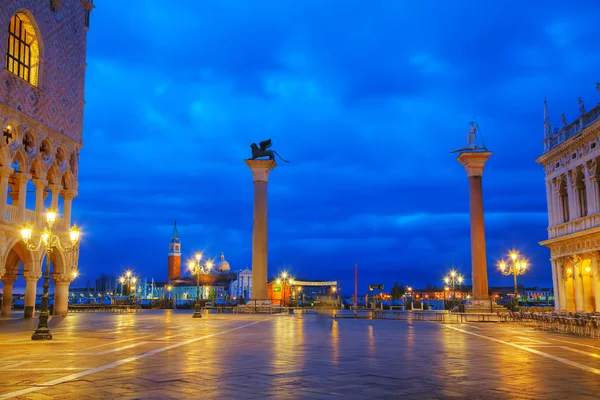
52,273 -> 72,284
23,271 -> 42,281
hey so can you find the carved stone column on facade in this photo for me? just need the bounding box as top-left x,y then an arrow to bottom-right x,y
559,259 -> 570,311
245,159 -> 277,300
32,179 -> 48,228
572,255 -> 585,312
49,184 -> 62,213
566,171 -> 577,221
52,273 -> 73,316
585,160 -> 597,215
1,275 -> 17,316
23,269 -> 42,319
457,151 -> 492,301
61,189 -> 77,228
16,173 -> 32,223
591,252 -> 600,312
550,258 -> 561,311
0,166 -> 13,221
545,180 -> 554,227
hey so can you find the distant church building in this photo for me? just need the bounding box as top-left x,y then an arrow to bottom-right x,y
537,93 -> 600,313
0,1 -> 94,317
160,223 -> 252,302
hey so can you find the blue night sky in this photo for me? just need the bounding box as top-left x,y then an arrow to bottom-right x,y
74,1 -> 600,293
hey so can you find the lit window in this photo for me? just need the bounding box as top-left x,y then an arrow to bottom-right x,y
6,13 -> 40,86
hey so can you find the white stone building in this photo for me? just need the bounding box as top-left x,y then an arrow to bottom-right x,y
537,93 -> 600,312
230,267 -> 252,299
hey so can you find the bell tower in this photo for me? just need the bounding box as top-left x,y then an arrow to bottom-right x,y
167,221 -> 181,281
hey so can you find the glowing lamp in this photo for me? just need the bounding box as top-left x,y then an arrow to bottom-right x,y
131,277 -> 137,284
20,223 -> 32,242
195,252 -> 202,261
499,262 -> 506,271
46,209 -> 57,226
276,278 -> 281,284
72,269 -> 79,279
206,261 -> 213,270
69,224 -> 80,243
510,252 -> 518,262
188,261 -> 195,272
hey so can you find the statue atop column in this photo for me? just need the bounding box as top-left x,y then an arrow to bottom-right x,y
561,111 -> 568,127
466,121 -> 478,148
579,97 -> 586,115
248,139 -> 289,163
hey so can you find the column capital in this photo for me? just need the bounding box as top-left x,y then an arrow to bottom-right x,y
245,159 -> 277,182
52,273 -> 73,284
16,172 -> 32,184
456,151 -> 492,177
23,271 -> 42,281
1,274 -> 17,284
32,178 -> 48,189
0,166 -> 14,178
49,183 -> 63,193
61,189 -> 78,200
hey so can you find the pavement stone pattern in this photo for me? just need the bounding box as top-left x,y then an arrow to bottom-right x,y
0,310 -> 600,399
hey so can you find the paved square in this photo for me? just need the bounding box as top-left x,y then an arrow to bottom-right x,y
1,311 -> 600,399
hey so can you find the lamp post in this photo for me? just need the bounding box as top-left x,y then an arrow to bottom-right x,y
443,270 -> 464,300
443,286 -> 449,310
20,209 -> 81,341
119,270 -> 138,304
188,252 -> 213,318
277,272 -> 294,307
498,251 -> 528,309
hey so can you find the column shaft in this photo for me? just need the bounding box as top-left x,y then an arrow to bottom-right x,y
591,255 -> 600,312
573,259 -> 584,312
550,259 -> 560,311
1,279 -> 16,316
49,184 -> 62,212
24,278 -> 38,319
252,181 -> 268,299
33,179 -> 47,228
545,180 -> 554,227
0,166 -> 13,222
468,175 -> 489,300
16,174 -> 31,223
53,282 -> 71,316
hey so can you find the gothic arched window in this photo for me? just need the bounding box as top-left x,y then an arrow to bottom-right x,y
6,12 -> 40,86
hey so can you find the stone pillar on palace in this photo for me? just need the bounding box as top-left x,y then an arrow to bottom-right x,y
23,269 -> 42,319
52,273 -> 72,316
33,179 -> 48,228
61,189 -> 77,227
16,173 -> 31,223
457,151 -> 492,301
1,275 -> 17,316
0,166 -> 13,221
49,184 -> 62,213
245,159 -> 277,300
572,256 -> 585,312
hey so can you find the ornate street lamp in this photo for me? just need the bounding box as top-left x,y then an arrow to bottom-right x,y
188,252 -> 213,318
21,209 -> 80,341
498,251 -> 528,308
443,270 -> 464,300
277,272 -> 294,307
119,270 -> 138,303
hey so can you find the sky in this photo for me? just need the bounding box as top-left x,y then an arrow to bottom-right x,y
71,0 -> 600,294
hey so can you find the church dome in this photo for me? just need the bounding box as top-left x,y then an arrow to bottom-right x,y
216,253 -> 230,272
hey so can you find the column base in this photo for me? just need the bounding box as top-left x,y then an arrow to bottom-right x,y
31,328 -> 52,340
24,306 -> 34,319
464,300 -> 508,313
192,312 -> 203,318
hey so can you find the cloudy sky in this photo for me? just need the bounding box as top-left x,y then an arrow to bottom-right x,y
73,0 -> 600,293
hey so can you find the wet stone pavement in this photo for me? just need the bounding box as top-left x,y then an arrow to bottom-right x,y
0,310 -> 600,399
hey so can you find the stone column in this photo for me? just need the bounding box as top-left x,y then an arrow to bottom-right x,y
52,274 -> 72,316
551,178 -> 561,225
0,166 -> 13,221
558,259 -> 568,312
49,184 -> 62,212
457,151 -> 491,301
546,180 -> 554,228
572,256 -> 585,312
32,179 -> 48,228
245,159 -> 277,300
61,189 -> 77,228
567,170 -> 579,220
550,258 -> 561,311
23,269 -> 42,319
1,276 -> 17,316
584,164 -> 595,215
16,173 -> 31,223
591,253 -> 600,312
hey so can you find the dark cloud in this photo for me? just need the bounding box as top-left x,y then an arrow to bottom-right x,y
74,0 -> 600,292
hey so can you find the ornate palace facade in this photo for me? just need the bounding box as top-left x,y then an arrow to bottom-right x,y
537,93 -> 600,312
0,0 -> 93,317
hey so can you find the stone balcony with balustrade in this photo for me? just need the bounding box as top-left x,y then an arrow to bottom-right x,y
548,212 -> 600,240
544,103 -> 600,153
3,205 -> 67,232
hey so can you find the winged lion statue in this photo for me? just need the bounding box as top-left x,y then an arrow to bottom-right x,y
248,139 -> 289,163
